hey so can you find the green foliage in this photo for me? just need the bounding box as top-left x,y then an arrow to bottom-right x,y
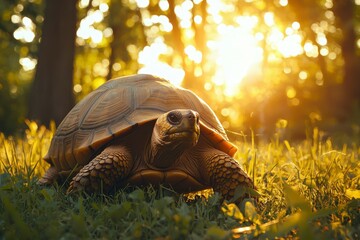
1,0 -> 360,136
0,177 -> 239,239
0,125 -> 359,239
0,0 -> 44,134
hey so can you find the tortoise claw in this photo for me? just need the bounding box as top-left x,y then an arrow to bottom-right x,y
66,181 -> 83,194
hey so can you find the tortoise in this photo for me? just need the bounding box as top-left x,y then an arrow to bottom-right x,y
39,74 -> 254,201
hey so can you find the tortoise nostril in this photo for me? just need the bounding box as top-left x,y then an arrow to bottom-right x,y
186,111 -> 200,125
187,112 -> 195,120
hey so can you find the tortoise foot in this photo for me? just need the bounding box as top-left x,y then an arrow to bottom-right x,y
205,152 -> 254,202
38,166 -> 59,186
67,149 -> 131,194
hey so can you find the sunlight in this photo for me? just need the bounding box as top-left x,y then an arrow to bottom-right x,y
209,23 -> 263,96
138,40 -> 185,86
204,13 -> 305,96
175,0 -> 194,28
264,12 -> 275,26
13,17 -> 35,43
135,0 -> 150,8
279,0 -> 288,7
19,57 -> 37,71
266,23 -> 304,58
150,15 -> 173,32
79,0 -> 90,8
185,45 -> 202,63
278,34 -> 303,57
134,3 -> 312,98
13,27 -> 35,43
76,9 -> 105,45
159,0 -> 169,11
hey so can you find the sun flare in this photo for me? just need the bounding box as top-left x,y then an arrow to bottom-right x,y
132,1 -> 307,97
209,23 -> 263,96
138,39 -> 185,86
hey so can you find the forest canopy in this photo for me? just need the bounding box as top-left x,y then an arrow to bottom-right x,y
0,0 -> 359,140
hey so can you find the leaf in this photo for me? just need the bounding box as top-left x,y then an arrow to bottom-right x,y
345,189 -> 360,199
0,193 -> 37,239
70,214 -> 90,238
265,212 -> 302,238
40,188 -> 54,201
283,184 -> 311,212
0,173 -> 12,190
129,189 -> 145,201
153,196 -> 174,209
284,140 -> 292,151
221,203 -> 244,221
108,203 -> 130,222
206,226 -> 230,239
244,200 -> 260,223
0,173 -> 11,187
231,185 -> 261,203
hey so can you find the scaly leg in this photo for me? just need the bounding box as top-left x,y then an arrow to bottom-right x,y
202,150 -> 254,202
38,165 -> 59,185
67,146 -> 132,194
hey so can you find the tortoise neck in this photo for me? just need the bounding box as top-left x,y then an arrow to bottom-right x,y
146,130 -> 185,169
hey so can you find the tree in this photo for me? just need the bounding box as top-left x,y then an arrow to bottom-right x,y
1,0 -> 358,137
0,0 -> 43,134
333,0 -> 360,108
28,0 -> 78,126
107,0 -> 146,80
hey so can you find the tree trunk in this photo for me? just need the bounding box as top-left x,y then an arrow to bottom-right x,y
333,0 -> 360,108
28,0 -> 77,126
107,0 -> 145,80
107,0 -> 125,80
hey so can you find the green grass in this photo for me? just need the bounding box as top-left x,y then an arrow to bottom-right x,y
0,121 -> 359,239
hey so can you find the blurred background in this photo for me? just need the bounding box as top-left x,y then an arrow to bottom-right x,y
0,0 -> 359,141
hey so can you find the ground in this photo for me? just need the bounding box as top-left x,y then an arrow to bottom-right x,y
0,122 -> 359,239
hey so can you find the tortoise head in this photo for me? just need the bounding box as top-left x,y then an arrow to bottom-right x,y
148,109 -> 200,168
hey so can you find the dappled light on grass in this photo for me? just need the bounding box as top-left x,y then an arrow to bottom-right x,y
0,120 -> 53,181
0,124 -> 359,238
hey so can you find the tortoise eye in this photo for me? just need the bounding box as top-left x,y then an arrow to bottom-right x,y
167,111 -> 182,125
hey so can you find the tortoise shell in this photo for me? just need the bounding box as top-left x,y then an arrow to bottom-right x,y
45,74 -> 237,172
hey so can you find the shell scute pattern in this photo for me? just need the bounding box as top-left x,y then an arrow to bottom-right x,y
46,74 -> 235,172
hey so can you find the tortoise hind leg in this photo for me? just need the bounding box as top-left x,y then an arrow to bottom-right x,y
202,150 -> 254,202
38,166 -> 59,185
67,145 -> 132,194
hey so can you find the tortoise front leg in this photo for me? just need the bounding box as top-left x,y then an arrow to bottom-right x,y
38,165 -> 59,185
67,146 -> 132,194
203,150 -> 254,202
